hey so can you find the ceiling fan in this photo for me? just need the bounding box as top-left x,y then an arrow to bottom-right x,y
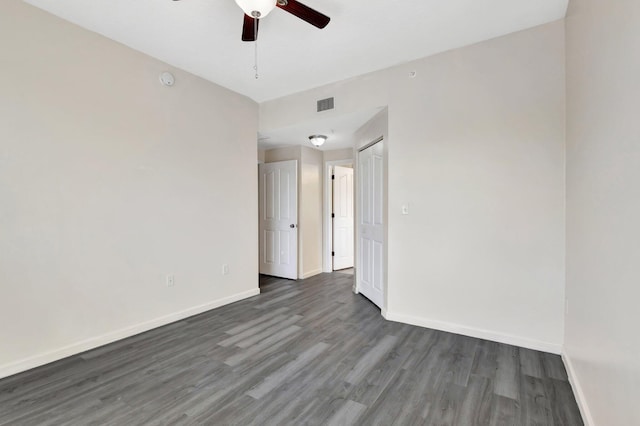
235,0 -> 330,41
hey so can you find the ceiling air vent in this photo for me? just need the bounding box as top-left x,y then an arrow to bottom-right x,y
317,97 -> 334,112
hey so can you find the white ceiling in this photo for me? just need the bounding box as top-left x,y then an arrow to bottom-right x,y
258,107 -> 384,151
24,0 -> 568,103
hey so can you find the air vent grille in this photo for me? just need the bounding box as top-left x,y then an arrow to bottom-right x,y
317,97 -> 334,112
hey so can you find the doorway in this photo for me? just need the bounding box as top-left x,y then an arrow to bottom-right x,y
323,159 -> 355,273
332,164 -> 354,271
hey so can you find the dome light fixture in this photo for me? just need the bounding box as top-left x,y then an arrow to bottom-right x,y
308,135 -> 327,148
234,0 -> 277,18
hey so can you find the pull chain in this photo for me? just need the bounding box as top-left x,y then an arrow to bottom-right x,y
253,18 -> 259,79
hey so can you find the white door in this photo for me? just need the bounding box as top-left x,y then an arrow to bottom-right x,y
358,141 -> 384,308
259,160 -> 298,280
333,166 -> 354,270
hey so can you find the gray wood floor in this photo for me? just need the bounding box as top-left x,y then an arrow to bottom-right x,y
0,273 -> 583,425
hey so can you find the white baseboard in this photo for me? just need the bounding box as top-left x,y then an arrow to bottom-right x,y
383,310 -> 562,354
562,351 -> 594,426
300,268 -> 323,279
0,288 -> 260,380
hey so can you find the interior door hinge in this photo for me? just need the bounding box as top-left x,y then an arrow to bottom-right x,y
331,174 -> 335,180
331,251 -> 335,256
331,213 -> 335,218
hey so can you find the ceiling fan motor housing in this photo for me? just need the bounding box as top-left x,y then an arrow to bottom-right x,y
240,0 -> 331,42
234,0 -> 277,19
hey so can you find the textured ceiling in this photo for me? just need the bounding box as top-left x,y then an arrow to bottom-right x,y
24,0 -> 568,103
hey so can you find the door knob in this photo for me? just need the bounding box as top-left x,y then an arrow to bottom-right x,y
290,224 -> 296,228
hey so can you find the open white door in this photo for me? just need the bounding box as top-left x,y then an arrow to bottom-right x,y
259,160 -> 298,280
333,166 -> 354,270
357,141 -> 384,308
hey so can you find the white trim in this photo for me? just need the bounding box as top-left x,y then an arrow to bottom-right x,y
562,351 -> 594,426
301,268 -> 323,279
0,288 -> 260,380
383,310 -> 562,354
323,159 -> 354,273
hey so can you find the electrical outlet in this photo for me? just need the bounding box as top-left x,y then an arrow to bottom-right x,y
222,264 -> 229,275
166,275 -> 175,287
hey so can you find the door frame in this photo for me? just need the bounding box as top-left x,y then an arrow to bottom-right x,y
323,158 -> 354,273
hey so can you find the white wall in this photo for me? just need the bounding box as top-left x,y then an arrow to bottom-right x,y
565,0 -> 640,424
257,149 -> 266,164
323,148 -> 354,163
0,1 -> 259,378
386,21 -> 566,353
261,21 -> 567,352
264,146 -> 301,164
300,147 -> 324,278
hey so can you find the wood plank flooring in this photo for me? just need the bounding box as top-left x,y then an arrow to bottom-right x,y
0,273 -> 583,425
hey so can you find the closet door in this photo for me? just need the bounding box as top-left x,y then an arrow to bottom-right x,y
357,141 -> 384,307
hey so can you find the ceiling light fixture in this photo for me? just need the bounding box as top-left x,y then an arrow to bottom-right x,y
234,0 -> 277,18
308,135 -> 327,148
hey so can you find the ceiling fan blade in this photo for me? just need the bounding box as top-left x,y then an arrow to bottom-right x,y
276,0 -> 330,29
242,14 -> 259,41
